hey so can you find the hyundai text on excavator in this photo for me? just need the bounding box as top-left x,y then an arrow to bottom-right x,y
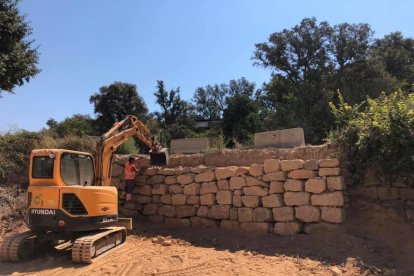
0,115 -> 168,263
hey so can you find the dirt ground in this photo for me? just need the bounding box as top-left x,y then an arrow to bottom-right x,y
0,197 -> 413,276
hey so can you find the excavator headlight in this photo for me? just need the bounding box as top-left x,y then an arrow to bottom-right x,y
58,220 -> 65,228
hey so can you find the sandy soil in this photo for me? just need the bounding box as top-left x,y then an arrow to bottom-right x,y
0,198 -> 413,276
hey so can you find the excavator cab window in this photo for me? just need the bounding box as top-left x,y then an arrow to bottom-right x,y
32,156 -> 54,178
60,153 -> 95,186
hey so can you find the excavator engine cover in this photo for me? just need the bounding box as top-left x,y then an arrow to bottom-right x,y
150,148 -> 169,166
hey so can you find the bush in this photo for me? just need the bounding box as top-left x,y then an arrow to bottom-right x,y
330,91 -> 414,187
0,186 -> 27,220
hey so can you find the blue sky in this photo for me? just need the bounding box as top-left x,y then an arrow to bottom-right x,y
1,0 -> 414,132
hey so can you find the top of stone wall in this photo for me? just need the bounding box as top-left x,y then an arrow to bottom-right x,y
115,144 -> 337,168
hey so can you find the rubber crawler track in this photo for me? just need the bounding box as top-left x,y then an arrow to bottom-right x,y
0,231 -> 36,262
72,227 -> 126,264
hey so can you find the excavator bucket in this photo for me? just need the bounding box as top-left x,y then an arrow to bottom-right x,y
150,148 -> 169,166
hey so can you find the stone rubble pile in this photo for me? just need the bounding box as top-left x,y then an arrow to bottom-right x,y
112,158 -> 346,235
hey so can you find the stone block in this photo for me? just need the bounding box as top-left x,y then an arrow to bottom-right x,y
311,192 -> 344,206
304,223 -> 340,234
238,208 -> 253,222
243,186 -> 268,196
169,184 -> 183,194
295,205 -> 321,222
217,179 -> 230,190
177,173 -> 195,185
240,222 -> 271,233
191,166 -> 214,174
164,218 -> 190,228
241,196 -> 260,207
165,176 -> 177,185
377,186 -> 400,201
272,207 -> 294,222
230,207 -> 238,220
319,159 -> 340,168
174,167 -> 191,175
171,194 -> 187,205
200,182 -> 219,194
305,178 -> 326,194
200,194 -> 215,205
263,172 -> 286,182
159,168 -> 175,175
303,159 -> 318,170
159,205 -> 176,217
195,171 -> 216,182
143,167 -> 158,176
274,222 -> 302,235
190,217 -> 219,228
135,195 -> 152,204
288,170 -> 317,179
326,176 -> 345,191
160,195 -> 172,204
208,205 -> 230,219
143,203 -> 160,215
147,175 -> 165,185
249,164 -> 264,177
197,206 -> 209,217
216,190 -> 233,205
148,215 -> 164,223
235,167 -> 249,176
284,179 -> 304,191
229,177 -> 247,189
152,184 -> 168,195
136,175 -> 148,184
262,194 -> 283,208
245,176 -> 267,187
269,181 -> 285,194
215,167 -> 236,180
284,192 -> 310,206
136,185 -> 152,196
183,183 -> 200,195
220,220 -> 240,231
319,168 -> 341,176
233,195 -> 242,207
176,206 -> 197,218
153,195 -> 161,203
187,195 -> 200,205
280,159 -> 304,171
264,159 -> 280,173
321,207 -> 345,223
111,164 -> 124,177
234,190 -> 242,195
253,207 -> 273,222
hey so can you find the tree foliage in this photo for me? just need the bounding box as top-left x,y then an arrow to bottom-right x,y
89,82 -> 148,133
0,0 -> 39,94
46,114 -> 96,138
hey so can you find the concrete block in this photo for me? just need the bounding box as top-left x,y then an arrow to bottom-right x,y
254,128 -> 305,148
171,138 -> 210,154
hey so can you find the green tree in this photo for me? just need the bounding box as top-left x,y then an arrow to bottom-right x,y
46,114 -> 96,138
192,84 -> 226,120
0,0 -> 39,94
89,82 -> 148,133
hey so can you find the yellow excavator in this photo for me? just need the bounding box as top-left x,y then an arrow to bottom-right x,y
0,115 -> 168,263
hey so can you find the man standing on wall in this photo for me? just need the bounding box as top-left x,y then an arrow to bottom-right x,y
120,156 -> 142,204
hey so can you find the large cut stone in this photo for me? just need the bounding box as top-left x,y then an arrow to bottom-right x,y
319,168 -> 341,176
229,176 -> 247,190
253,207 -> 273,222
288,170 -> 317,179
197,206 -> 209,217
143,167 -> 158,176
195,171 -> 216,182
147,175 -> 165,185
280,159 -> 304,171
216,190 -> 233,205
263,172 -> 286,182
241,196 -> 260,207
220,220 -> 240,231
245,176 -> 267,187
264,159 -> 280,173
295,205 -> 321,222
230,207 -> 238,221
177,174 -> 195,185
160,195 -> 172,204
158,205 -> 176,217
321,207 -> 345,223
243,186 -> 268,196
319,159 -> 340,168
190,217 -> 219,228
200,194 -> 215,205
137,185 -> 152,196
327,176 -> 346,191
272,207 -> 294,222
143,203 -> 160,215
233,195 -> 242,207
187,195 -> 200,205
183,183 -> 200,195
238,207 -> 252,222
134,195 -> 151,204
269,181 -> 284,194
152,184 -> 168,195
169,184 -> 183,194
240,222 -> 271,233
262,194 -> 283,208
303,159 -> 318,170
284,179 -> 304,191
176,206 -> 197,218
165,176 -> 177,185
274,222 -> 302,235
200,182 -> 219,194
159,168 -> 175,175
249,164 -> 264,177
191,166 -> 214,174
235,167 -> 249,176
215,167 -> 236,180
208,205 -> 230,219
305,178 -> 326,194
171,194 -> 187,205
284,192 -> 310,206
217,180 -> 230,190
311,192 -> 344,206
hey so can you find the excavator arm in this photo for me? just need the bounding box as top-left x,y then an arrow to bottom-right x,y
94,115 -> 168,186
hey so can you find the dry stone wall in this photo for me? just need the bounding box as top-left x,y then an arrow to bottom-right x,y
112,158 -> 346,235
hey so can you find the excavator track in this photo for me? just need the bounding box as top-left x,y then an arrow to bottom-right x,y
72,227 -> 126,264
0,231 -> 37,262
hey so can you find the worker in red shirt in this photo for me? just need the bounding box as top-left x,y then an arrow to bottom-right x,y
120,156 -> 141,203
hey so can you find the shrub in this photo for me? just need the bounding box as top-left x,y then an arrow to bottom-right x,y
330,91 -> 414,187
